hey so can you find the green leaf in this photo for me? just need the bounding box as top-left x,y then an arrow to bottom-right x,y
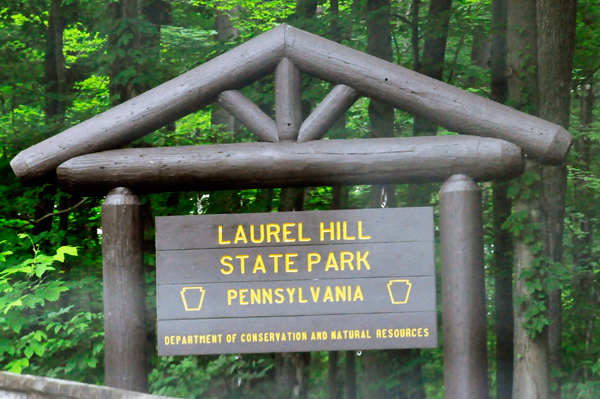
54,246 -> 78,262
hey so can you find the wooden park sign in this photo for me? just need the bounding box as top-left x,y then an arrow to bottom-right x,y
156,207 -> 436,355
11,22 -> 572,399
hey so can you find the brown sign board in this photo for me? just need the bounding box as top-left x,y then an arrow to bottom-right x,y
156,207 -> 437,355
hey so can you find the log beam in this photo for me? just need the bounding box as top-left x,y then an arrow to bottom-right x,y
283,25 -> 572,163
298,85 -> 360,143
57,136 -> 524,196
10,25 -> 286,184
218,90 -> 279,143
275,58 -> 302,141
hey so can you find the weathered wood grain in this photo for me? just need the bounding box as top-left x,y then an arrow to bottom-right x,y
10,25 -> 286,184
101,188 -> 147,392
275,58 -> 302,141
283,25 -> 572,163
298,85 -> 360,143
158,312 -> 438,355
158,276 -> 436,320
439,175 -> 488,398
156,207 -> 434,250
57,136 -> 524,195
218,90 -> 279,143
156,242 -> 435,285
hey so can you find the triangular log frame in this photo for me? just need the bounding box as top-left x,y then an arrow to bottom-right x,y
11,24 -> 571,186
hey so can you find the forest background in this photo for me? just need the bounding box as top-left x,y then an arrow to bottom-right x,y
0,0 -> 598,398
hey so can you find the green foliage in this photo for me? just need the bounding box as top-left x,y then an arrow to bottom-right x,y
0,0 -> 599,397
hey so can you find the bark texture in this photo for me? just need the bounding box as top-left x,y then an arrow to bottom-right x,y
536,1 -> 577,397
509,0 -> 550,397
490,0 -> 513,397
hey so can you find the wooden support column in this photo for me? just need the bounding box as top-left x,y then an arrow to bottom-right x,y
275,57 -> 302,141
101,187 -> 148,392
439,175 -> 488,399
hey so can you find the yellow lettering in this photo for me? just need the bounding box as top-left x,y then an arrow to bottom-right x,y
267,224 -> 280,243
340,251 -> 354,270
335,285 -> 346,301
323,286 -> 334,302
286,253 -> 298,273
227,289 -> 237,305
424,328 -> 429,337
357,251 -> 371,270
239,289 -> 249,305
286,287 -> 295,303
376,329 -> 381,338
298,287 -> 308,303
325,252 -> 339,271
250,224 -> 264,243
234,225 -> 248,244
343,221 -> 356,240
336,221 -> 341,240
358,221 -> 371,240
218,225 -> 231,244
298,223 -> 311,242
310,287 -> 321,302
275,288 -> 284,303
307,253 -> 321,272
320,222 -> 334,241
269,254 -> 283,273
353,285 -> 364,301
220,256 -> 233,275
253,255 -> 266,274
262,288 -> 273,304
283,223 -> 296,242
236,255 -> 249,274
251,289 -> 261,304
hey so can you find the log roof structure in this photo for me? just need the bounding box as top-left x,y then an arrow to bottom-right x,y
10,24 -> 572,194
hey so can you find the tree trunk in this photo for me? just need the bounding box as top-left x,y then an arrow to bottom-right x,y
211,5 -> 238,139
508,0 -> 550,398
490,0 -> 513,397
366,0 -> 397,210
536,2 -> 577,397
108,0 -> 141,105
34,0 -> 67,236
407,0 -> 452,206
274,189 -> 309,399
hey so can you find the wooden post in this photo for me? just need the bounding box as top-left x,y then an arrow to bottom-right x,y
439,175 -> 488,399
275,57 -> 302,141
101,187 -> 148,392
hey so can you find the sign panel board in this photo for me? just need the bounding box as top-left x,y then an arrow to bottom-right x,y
156,207 -> 437,355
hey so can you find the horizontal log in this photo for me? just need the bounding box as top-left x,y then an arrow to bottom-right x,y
298,85 -> 361,143
56,136 -> 524,196
283,25 -> 572,163
11,25 -> 286,184
218,90 -> 278,143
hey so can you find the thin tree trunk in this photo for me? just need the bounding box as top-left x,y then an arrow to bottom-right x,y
211,5 -> 238,138
490,0 -> 513,397
34,0 -> 67,236
273,1 -> 317,395
536,2 -> 577,397
575,82 -> 596,381
108,0 -> 141,105
407,0 -> 452,206
508,0 -> 550,398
